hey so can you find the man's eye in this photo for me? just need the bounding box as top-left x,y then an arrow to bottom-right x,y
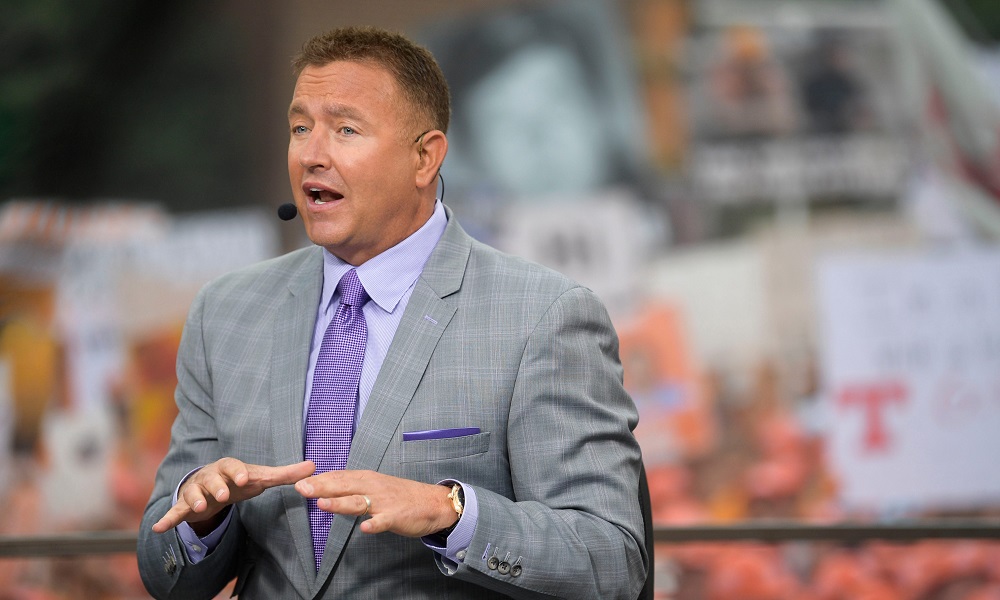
291,125 -> 309,135
341,126 -> 356,136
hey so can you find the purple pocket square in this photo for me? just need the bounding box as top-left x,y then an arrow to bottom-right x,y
402,427 -> 481,441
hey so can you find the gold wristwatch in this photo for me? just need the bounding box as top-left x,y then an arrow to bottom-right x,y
448,483 -> 464,517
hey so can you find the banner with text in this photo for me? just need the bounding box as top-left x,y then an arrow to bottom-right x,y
816,248 -> 1000,512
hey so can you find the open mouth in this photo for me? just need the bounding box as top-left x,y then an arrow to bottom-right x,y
307,188 -> 344,205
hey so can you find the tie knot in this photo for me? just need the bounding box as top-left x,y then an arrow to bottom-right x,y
337,269 -> 369,307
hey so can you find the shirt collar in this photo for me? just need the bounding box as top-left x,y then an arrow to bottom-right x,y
320,200 -> 447,314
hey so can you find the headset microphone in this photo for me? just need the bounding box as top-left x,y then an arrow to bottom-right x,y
277,203 -> 298,221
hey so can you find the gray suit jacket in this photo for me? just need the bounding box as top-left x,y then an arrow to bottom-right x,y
138,212 -> 646,599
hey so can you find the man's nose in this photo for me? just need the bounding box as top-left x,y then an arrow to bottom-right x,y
298,129 -> 331,170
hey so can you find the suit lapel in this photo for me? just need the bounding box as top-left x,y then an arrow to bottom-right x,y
268,247 -> 324,597
315,210 -> 472,585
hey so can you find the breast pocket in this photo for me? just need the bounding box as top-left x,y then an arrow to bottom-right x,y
398,431 -> 491,463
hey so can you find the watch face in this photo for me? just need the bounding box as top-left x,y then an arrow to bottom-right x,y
449,484 -> 465,514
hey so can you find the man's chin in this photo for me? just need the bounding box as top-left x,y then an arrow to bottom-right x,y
303,221 -> 346,247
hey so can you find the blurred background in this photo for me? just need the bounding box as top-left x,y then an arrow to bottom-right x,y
2,0 -> 1000,598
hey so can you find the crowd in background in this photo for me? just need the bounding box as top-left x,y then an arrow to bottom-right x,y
2,0 -> 1000,598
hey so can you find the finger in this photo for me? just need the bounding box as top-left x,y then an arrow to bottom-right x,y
215,457 -> 251,488
181,486 -> 209,515
296,469 -> 371,497
360,513 -> 390,535
198,469 -> 236,504
250,460 -> 316,489
315,494 -> 370,516
152,501 -> 194,533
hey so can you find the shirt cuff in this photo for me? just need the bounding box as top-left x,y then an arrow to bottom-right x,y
173,467 -> 236,564
421,480 -> 478,572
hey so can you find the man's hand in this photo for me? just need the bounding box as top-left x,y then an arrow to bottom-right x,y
294,471 -> 458,538
152,459 -> 316,534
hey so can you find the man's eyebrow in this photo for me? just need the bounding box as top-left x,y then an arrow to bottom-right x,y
287,102 -> 367,123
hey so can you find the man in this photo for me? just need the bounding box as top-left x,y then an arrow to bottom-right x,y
137,26 -> 646,599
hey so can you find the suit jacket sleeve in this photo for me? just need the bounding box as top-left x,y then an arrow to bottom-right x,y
445,285 -> 647,600
136,286 -> 246,600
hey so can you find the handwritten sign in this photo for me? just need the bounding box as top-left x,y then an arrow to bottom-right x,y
816,248 -> 1000,511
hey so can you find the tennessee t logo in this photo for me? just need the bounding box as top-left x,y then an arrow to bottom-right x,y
837,381 -> 908,452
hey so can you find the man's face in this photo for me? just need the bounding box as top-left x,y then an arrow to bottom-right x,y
288,60 -> 430,265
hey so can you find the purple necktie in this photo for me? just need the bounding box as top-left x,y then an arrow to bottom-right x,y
305,268 -> 369,570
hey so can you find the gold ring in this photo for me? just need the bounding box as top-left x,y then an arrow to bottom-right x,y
361,495 -> 371,516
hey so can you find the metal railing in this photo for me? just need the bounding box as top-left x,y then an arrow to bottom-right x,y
0,530 -> 139,557
651,520 -> 1000,543
3,521 -> 1000,558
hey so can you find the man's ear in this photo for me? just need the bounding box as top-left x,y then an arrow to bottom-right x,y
415,130 -> 447,190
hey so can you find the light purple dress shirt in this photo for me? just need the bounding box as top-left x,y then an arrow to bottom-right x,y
176,201 -> 478,568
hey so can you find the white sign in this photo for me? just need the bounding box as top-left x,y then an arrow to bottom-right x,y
41,409 -> 115,524
693,136 -> 909,204
494,191 -> 652,315
816,248 -> 1000,511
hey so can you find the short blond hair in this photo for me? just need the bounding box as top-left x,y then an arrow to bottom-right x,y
293,26 -> 451,134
